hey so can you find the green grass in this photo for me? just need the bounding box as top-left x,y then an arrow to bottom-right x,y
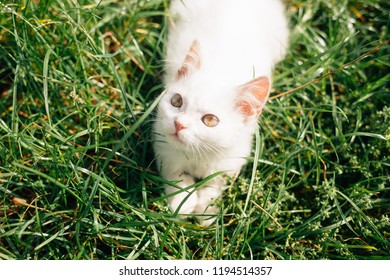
0,0 -> 389,260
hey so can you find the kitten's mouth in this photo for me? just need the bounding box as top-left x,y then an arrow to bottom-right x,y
171,132 -> 185,145
172,132 -> 182,141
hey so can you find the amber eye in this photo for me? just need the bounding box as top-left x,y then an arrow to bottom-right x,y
171,93 -> 183,108
202,114 -> 219,127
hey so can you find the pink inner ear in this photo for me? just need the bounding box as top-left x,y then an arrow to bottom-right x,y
236,76 -> 270,118
176,40 -> 201,80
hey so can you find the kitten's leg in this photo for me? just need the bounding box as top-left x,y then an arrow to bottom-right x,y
194,177 -> 225,226
165,173 -> 198,216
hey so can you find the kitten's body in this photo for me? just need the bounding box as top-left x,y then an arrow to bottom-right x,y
154,0 -> 289,225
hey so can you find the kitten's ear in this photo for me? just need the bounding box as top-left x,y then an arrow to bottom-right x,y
236,76 -> 270,119
176,40 -> 201,80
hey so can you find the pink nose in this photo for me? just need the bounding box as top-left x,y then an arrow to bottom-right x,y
174,120 -> 187,132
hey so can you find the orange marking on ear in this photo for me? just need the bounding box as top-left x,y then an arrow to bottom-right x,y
176,40 -> 201,80
236,76 -> 270,119
236,100 -> 254,117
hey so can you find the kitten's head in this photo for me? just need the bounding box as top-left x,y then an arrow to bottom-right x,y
156,40 -> 270,156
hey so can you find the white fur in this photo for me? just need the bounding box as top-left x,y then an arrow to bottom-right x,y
153,0 -> 289,226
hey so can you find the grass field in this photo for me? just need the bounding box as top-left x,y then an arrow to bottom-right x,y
0,0 -> 389,260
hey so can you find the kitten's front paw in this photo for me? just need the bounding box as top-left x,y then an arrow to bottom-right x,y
168,191 -> 198,215
194,186 -> 221,226
195,205 -> 218,227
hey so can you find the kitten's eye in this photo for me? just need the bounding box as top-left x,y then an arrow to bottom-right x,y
202,114 -> 219,127
171,93 -> 183,108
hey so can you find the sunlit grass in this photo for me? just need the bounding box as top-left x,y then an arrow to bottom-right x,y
0,0 -> 389,260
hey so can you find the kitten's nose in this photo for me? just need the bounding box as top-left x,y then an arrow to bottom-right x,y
174,120 -> 187,132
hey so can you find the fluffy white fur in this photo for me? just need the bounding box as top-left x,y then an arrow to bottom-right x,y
153,0 -> 289,226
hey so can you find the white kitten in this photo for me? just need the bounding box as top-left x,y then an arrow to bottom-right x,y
153,0 -> 289,226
